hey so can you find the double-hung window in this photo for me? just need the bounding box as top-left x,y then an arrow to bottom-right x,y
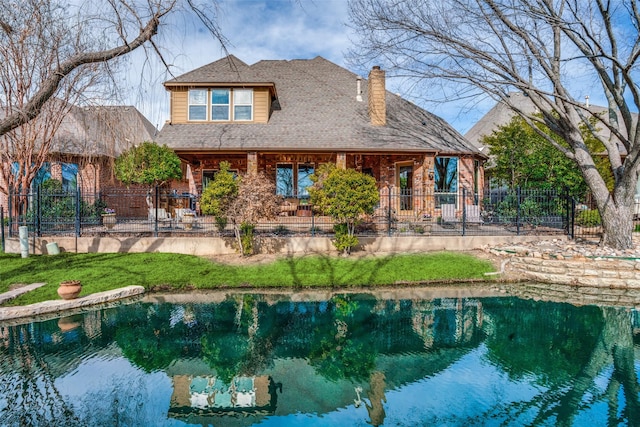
189,88 -> 253,122
233,89 -> 253,121
211,89 -> 230,121
188,89 -> 208,121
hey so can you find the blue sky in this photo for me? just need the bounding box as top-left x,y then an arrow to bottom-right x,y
123,0 -> 487,135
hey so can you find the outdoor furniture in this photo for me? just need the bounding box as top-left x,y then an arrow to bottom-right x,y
440,204 -> 458,227
174,208 -> 192,222
465,204 -> 483,226
149,207 -> 173,227
280,199 -> 298,216
175,208 -> 198,229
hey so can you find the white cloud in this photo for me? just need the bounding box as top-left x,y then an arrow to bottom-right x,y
120,0 -> 355,129
119,0 -> 489,134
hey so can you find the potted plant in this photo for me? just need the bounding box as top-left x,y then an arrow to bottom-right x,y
101,208 -> 116,229
57,280 -> 82,300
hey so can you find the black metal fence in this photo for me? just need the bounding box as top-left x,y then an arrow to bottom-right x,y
1,186 -> 581,242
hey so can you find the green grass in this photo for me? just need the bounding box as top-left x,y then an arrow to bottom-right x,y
0,252 -> 496,305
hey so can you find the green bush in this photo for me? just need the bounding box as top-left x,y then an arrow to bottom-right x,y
309,165 -> 379,254
200,161 -> 238,232
240,223 -> 255,256
25,179 -> 105,224
215,216 -> 228,233
333,223 -> 359,254
576,209 -> 601,227
115,141 -> 182,186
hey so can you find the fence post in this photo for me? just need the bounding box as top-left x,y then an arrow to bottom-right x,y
8,190 -> 12,238
36,186 -> 41,237
462,188 -> 467,236
75,187 -> 81,237
154,185 -> 159,237
569,194 -> 575,239
516,187 -> 521,236
1,206 -> 4,253
387,186 -> 392,237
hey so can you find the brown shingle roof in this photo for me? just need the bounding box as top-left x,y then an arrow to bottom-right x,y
465,92 -> 634,155
157,56 -> 483,156
53,105 -> 157,157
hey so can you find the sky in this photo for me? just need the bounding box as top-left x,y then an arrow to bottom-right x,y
121,0 -> 490,136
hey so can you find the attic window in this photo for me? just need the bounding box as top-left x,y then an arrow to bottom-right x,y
233,89 -> 253,121
211,89 -> 230,121
188,89 -> 207,121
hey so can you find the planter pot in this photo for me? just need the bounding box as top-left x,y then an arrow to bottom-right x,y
58,280 -> 82,300
102,214 -> 116,229
182,214 -> 195,230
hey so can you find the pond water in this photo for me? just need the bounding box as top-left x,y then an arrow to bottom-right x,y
1,289 -> 639,427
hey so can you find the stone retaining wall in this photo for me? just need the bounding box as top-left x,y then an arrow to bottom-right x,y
499,251 -> 640,288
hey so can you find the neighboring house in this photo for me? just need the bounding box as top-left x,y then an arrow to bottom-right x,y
155,55 -> 486,218
465,92 -> 633,174
0,104 -> 157,211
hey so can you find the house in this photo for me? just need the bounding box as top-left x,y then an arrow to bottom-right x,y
0,104 -> 157,211
155,55 -> 486,218
465,92 -> 633,165
465,92 -> 640,198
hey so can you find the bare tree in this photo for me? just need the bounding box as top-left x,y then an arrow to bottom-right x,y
0,0 -> 225,205
227,172 -> 282,256
348,0 -> 640,249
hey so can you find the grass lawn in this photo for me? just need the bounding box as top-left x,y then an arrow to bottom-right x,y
0,251 -> 496,306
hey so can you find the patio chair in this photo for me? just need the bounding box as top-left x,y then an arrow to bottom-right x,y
440,204 -> 458,228
465,204 -> 483,227
148,207 -> 173,227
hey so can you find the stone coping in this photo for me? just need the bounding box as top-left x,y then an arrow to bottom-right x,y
0,285 -> 145,323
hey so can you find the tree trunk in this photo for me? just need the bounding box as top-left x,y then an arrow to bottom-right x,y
600,203 -> 634,249
588,191 -> 635,249
233,223 -> 244,256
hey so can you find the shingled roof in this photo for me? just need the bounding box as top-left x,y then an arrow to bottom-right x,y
53,105 -> 157,158
465,92 -> 634,154
156,56 -> 483,156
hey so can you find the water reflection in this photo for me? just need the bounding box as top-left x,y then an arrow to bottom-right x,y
0,291 -> 639,426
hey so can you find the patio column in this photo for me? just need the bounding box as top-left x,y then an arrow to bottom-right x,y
336,152 -> 346,169
247,152 -> 258,175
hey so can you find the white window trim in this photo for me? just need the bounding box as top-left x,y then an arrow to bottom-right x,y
188,89 -> 208,122
211,88 -> 231,122
232,89 -> 253,121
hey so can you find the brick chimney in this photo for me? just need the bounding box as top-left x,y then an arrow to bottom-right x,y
368,65 -> 386,126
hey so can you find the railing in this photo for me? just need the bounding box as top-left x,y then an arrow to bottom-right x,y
3,186 -> 579,239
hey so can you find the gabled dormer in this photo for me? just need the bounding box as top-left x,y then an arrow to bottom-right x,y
163,55 -> 277,124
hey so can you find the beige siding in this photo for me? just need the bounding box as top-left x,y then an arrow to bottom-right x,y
171,90 -> 188,123
170,87 -> 270,124
253,88 -> 270,123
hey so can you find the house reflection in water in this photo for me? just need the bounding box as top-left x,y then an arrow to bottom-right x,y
169,374 -> 280,419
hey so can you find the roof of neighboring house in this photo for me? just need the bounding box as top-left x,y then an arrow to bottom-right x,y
52,105 -> 157,158
465,92 -> 634,154
157,56 -> 483,156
